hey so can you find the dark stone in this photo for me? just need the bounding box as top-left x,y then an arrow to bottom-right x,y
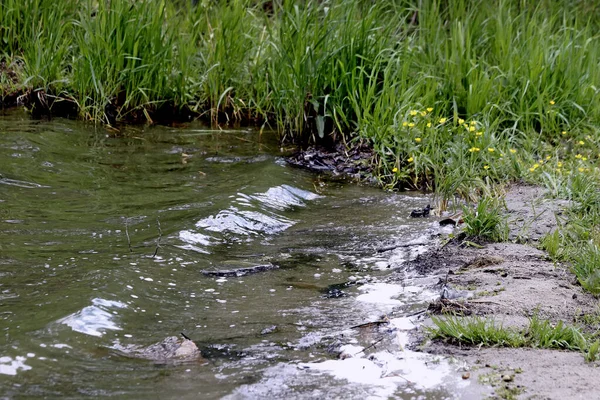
410,204 -> 432,218
201,263 -> 278,277
439,218 -> 457,226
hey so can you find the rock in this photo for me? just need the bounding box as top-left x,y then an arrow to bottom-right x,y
323,288 -> 346,298
439,218 -> 457,226
261,325 -> 278,335
115,336 -> 203,362
202,263 -> 278,277
410,204 -> 432,218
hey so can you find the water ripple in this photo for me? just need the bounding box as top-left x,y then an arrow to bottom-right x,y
58,298 -> 127,337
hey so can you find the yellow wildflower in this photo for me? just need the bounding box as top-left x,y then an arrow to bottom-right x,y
426,107 -> 433,112
469,126 -> 476,132
509,149 -> 517,154
408,122 -> 415,127
529,167 -> 535,172
439,117 -> 447,124
533,163 -> 540,168
583,157 -> 588,161
579,140 -> 585,145
562,131 -> 567,135
546,155 -> 551,160
420,111 -> 427,117
407,157 -> 414,162
576,154 -> 583,159
476,131 -> 483,136
484,165 -> 490,170
488,148 -> 495,152
470,121 -> 477,126
557,162 -> 563,167
392,167 -> 398,173
579,167 -> 585,172
550,100 -> 555,105
458,118 -> 465,124
410,110 -> 418,116
426,122 -> 432,128
415,137 -> 422,143
402,121 -> 408,127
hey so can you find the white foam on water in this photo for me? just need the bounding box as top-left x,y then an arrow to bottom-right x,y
250,184 -> 322,211
0,355 -> 32,376
303,347 -> 468,398
197,208 -> 294,235
178,230 -> 214,250
184,185 -> 320,240
356,283 -> 437,309
51,344 -> 72,349
58,298 -> 127,337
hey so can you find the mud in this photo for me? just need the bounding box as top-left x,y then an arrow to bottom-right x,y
403,184 -> 600,399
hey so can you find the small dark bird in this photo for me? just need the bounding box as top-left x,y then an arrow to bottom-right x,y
410,204 -> 432,218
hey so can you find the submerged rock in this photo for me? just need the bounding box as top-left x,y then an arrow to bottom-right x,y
202,263 -> 278,277
260,325 -> 278,335
410,204 -> 432,218
115,336 -> 203,363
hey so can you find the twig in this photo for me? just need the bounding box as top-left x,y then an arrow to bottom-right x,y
351,320 -> 390,329
125,218 -> 133,253
405,308 -> 428,317
467,299 -> 509,307
152,217 -> 162,258
354,336 -> 386,356
382,371 -> 413,383
376,241 -> 428,253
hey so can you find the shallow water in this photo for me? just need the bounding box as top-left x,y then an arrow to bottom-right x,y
0,110 -> 483,399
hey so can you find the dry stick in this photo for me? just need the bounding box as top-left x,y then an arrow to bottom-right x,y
353,336 -> 386,356
350,320 -> 390,329
466,299 -> 509,308
125,218 -> 133,253
376,241 -> 428,253
152,217 -> 162,258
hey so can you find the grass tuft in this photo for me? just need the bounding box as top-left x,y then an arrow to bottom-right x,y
432,314 -> 593,355
462,197 -> 508,242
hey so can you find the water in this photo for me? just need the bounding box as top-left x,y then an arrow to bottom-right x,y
0,110 -> 483,399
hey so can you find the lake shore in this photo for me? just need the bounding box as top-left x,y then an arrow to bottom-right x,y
401,184 -> 600,399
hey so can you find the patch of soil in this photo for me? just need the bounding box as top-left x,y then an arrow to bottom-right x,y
403,184 -> 600,399
426,344 -> 600,400
503,184 -> 570,242
285,142 -> 375,181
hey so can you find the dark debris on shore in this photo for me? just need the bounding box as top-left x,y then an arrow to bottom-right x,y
285,142 -> 375,181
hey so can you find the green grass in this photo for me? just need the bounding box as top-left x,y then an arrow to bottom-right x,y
431,314 -> 591,355
430,315 -> 525,347
462,196 -> 508,242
